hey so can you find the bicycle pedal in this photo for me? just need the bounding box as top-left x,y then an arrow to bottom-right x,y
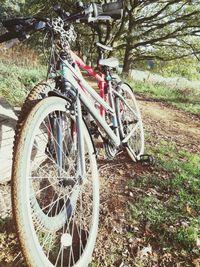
137,154 -> 155,165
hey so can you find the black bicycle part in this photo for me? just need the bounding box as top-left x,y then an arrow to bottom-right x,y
0,1 -> 123,43
0,17 -> 46,43
137,154 -> 155,166
53,5 -> 70,20
74,1 -> 85,10
0,31 -> 20,43
102,1 -> 123,19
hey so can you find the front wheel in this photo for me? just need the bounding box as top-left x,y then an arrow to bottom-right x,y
12,96 -> 99,267
116,83 -> 144,161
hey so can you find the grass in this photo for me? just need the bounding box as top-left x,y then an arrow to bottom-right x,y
127,140 -> 200,266
130,80 -> 200,116
0,61 -> 46,106
0,46 -> 199,266
0,45 -> 46,106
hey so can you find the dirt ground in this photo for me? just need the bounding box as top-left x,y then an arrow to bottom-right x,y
0,95 -> 199,266
93,95 -> 200,266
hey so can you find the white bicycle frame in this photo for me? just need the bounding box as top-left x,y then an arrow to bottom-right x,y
59,56 -> 140,175
62,58 -> 121,147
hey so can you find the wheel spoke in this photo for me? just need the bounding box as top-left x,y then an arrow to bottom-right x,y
12,97 -> 99,267
117,83 -> 144,160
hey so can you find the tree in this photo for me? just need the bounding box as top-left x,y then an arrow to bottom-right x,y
0,0 -> 26,36
69,0 -> 200,73
113,0 -> 200,73
2,0 -> 200,74
0,0 -> 25,17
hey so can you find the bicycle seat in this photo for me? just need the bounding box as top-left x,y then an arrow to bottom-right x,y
99,57 -> 119,68
96,42 -> 113,52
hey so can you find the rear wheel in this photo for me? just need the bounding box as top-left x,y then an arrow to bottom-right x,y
12,96 -> 99,267
116,83 -> 144,161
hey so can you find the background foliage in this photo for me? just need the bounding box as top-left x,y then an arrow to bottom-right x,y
1,0 -> 200,75
0,2 -> 199,266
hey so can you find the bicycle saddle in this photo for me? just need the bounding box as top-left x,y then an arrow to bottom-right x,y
99,57 -> 119,68
96,42 -> 113,52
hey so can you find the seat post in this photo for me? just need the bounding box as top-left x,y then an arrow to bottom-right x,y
100,50 -> 105,60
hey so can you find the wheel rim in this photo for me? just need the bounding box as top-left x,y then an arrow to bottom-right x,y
119,84 -> 144,159
17,99 -> 99,266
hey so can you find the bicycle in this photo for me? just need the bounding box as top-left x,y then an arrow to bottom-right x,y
0,1 -> 144,266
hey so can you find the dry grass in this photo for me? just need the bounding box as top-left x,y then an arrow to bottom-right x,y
0,44 -> 39,67
0,44 -> 46,106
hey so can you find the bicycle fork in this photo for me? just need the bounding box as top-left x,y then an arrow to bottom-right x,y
75,95 -> 86,177
106,74 -> 120,141
53,96 -> 86,180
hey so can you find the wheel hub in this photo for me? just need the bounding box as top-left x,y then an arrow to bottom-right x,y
61,233 -> 72,247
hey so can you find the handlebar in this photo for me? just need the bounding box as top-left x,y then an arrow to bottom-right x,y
0,17 -> 47,43
0,31 -> 19,43
0,1 -> 123,43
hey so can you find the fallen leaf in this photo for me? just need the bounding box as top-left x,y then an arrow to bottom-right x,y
137,244 -> 152,258
186,205 -> 197,217
192,258 -> 200,267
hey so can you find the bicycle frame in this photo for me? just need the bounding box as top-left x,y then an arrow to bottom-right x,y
49,51 -> 121,178
69,54 -> 142,149
69,58 -> 140,146
51,51 -> 140,175
61,52 -> 121,148
72,52 -> 107,117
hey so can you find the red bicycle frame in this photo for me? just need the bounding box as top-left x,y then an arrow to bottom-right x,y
71,51 -> 107,117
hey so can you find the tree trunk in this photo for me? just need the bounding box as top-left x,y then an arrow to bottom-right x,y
122,44 -> 132,74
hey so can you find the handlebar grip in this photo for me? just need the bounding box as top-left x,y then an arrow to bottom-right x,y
102,1 -> 123,19
0,32 -> 19,43
102,1 -> 123,12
